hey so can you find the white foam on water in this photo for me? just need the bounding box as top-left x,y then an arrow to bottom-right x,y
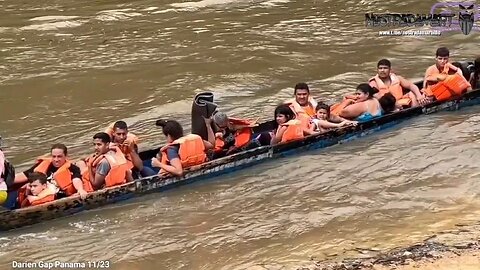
151,8 -> 180,14
260,0 -> 290,7
142,7 -> 159,11
29,15 -> 80,21
170,0 -> 245,9
95,9 -> 143,22
20,20 -> 85,31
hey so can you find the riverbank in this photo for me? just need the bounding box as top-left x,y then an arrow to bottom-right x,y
301,222 -> 480,270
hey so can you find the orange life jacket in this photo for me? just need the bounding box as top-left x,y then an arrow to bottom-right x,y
81,150 -> 128,192
424,64 -> 471,101
285,99 -> 315,130
18,183 -> 56,208
330,98 -> 354,116
369,73 -> 411,106
105,123 -> 139,170
161,134 -> 207,168
214,118 -> 254,152
280,119 -> 304,143
33,158 -> 77,196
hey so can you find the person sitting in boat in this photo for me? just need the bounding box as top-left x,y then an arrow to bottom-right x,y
270,104 -> 318,145
105,121 -> 155,178
289,82 -> 354,125
14,143 -> 88,199
286,82 -> 317,118
311,102 -> 355,132
76,132 -> 132,192
468,57 -> 480,89
369,59 -> 427,108
422,47 -> 472,102
339,83 -> 396,122
211,111 -> 258,158
0,148 -> 10,206
151,118 -> 215,176
18,172 -> 57,208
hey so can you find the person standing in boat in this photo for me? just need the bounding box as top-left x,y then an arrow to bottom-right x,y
151,117 -> 215,176
76,132 -> 132,192
211,111 -> 258,158
422,47 -> 472,102
369,59 -> 427,108
339,83 -> 396,122
105,121 -> 155,178
14,143 -> 89,199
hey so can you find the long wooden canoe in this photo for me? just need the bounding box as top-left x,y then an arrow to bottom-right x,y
1,78 -> 479,231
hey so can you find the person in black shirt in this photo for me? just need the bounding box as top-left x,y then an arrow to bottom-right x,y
14,143 -> 88,199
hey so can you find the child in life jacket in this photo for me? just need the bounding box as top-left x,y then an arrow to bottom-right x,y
20,172 -> 57,207
270,104 -> 317,145
311,102 -> 357,132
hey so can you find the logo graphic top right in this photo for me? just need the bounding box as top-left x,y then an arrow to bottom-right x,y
431,2 -> 479,35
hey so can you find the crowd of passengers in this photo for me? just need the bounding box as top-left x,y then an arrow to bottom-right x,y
0,47 -> 479,209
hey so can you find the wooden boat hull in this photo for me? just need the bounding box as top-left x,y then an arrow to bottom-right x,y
2,86 -> 480,231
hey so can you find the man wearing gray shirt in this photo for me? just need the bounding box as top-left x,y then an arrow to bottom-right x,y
76,132 -> 131,191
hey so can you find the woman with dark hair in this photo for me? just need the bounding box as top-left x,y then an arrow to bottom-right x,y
151,118 -> 215,176
270,104 -> 316,145
340,83 -> 396,122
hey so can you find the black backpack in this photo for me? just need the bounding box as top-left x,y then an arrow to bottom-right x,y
2,160 -> 15,189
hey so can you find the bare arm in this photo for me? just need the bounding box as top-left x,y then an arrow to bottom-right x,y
303,127 -> 318,135
424,66 -> 448,86
91,171 -> 106,190
399,76 -> 422,98
447,63 -> 462,75
203,118 -> 216,150
270,126 -> 287,145
159,158 -> 183,176
90,159 -> 109,190
340,102 -> 366,119
129,144 -> 144,171
14,172 -> 28,184
317,119 -> 344,129
72,177 -> 88,198
329,114 -> 348,123
425,66 -> 439,84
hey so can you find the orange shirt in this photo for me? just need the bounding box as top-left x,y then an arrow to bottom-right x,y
424,63 -> 462,88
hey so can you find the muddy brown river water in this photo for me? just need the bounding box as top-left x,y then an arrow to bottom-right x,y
1,0 -> 480,269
